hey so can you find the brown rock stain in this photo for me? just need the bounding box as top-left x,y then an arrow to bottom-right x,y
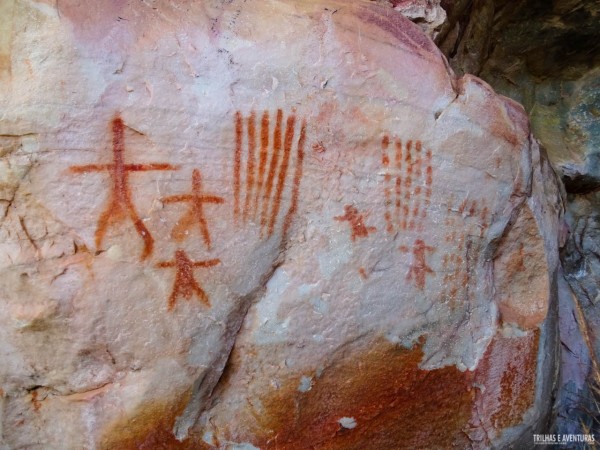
250,338 -> 475,450
237,331 -> 540,449
494,205 -> 549,329
490,113 -> 520,147
0,0 -> 15,79
31,390 -> 41,412
99,391 -> 206,450
471,330 -> 540,441
0,54 -> 9,78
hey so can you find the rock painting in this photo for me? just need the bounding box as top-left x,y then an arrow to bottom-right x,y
334,205 -> 376,241
156,249 -> 220,310
381,136 -> 432,233
69,115 -> 178,260
162,168 -> 224,249
233,109 -> 307,238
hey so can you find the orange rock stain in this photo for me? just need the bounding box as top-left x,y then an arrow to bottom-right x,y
248,338 -> 475,450
98,391 -> 208,450
239,331 -> 541,449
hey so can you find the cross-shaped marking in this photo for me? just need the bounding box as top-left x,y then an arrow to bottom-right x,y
156,249 -> 220,310
69,115 -> 178,260
162,169 -> 224,249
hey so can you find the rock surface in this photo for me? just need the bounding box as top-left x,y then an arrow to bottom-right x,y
0,1 -> 562,448
433,0 -> 600,436
380,0 -> 448,39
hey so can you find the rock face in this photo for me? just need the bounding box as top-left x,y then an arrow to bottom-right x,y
382,0 -> 448,39
433,0 -> 600,435
0,1 -> 562,449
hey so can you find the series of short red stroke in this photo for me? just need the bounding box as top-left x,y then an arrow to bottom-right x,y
68,111 -> 433,311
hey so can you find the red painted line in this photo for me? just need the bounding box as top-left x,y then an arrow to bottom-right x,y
382,135 -> 390,166
469,200 -> 478,217
162,194 -> 194,204
403,141 -> 413,214
395,139 -> 403,169
244,111 -> 257,222
425,149 -> 432,207
395,175 -> 402,224
131,213 -> 154,260
269,114 -> 296,236
254,111 -> 270,219
394,139 -> 403,226
261,109 -> 283,233
414,141 -> 422,177
382,136 -> 392,232
69,164 -> 111,173
405,140 -> 412,164
233,111 -> 242,221
282,119 -> 306,237
124,163 -> 178,171
385,211 -> 393,233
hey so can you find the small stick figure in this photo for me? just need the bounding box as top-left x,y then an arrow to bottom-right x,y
156,249 -> 220,310
406,239 -> 435,290
162,169 -> 224,249
334,205 -> 376,241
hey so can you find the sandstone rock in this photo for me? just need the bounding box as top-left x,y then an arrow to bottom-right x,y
390,0 -> 447,39
439,0 -> 600,435
0,1 -> 562,448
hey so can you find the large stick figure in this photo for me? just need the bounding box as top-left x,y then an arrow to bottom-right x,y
70,115 -> 178,260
